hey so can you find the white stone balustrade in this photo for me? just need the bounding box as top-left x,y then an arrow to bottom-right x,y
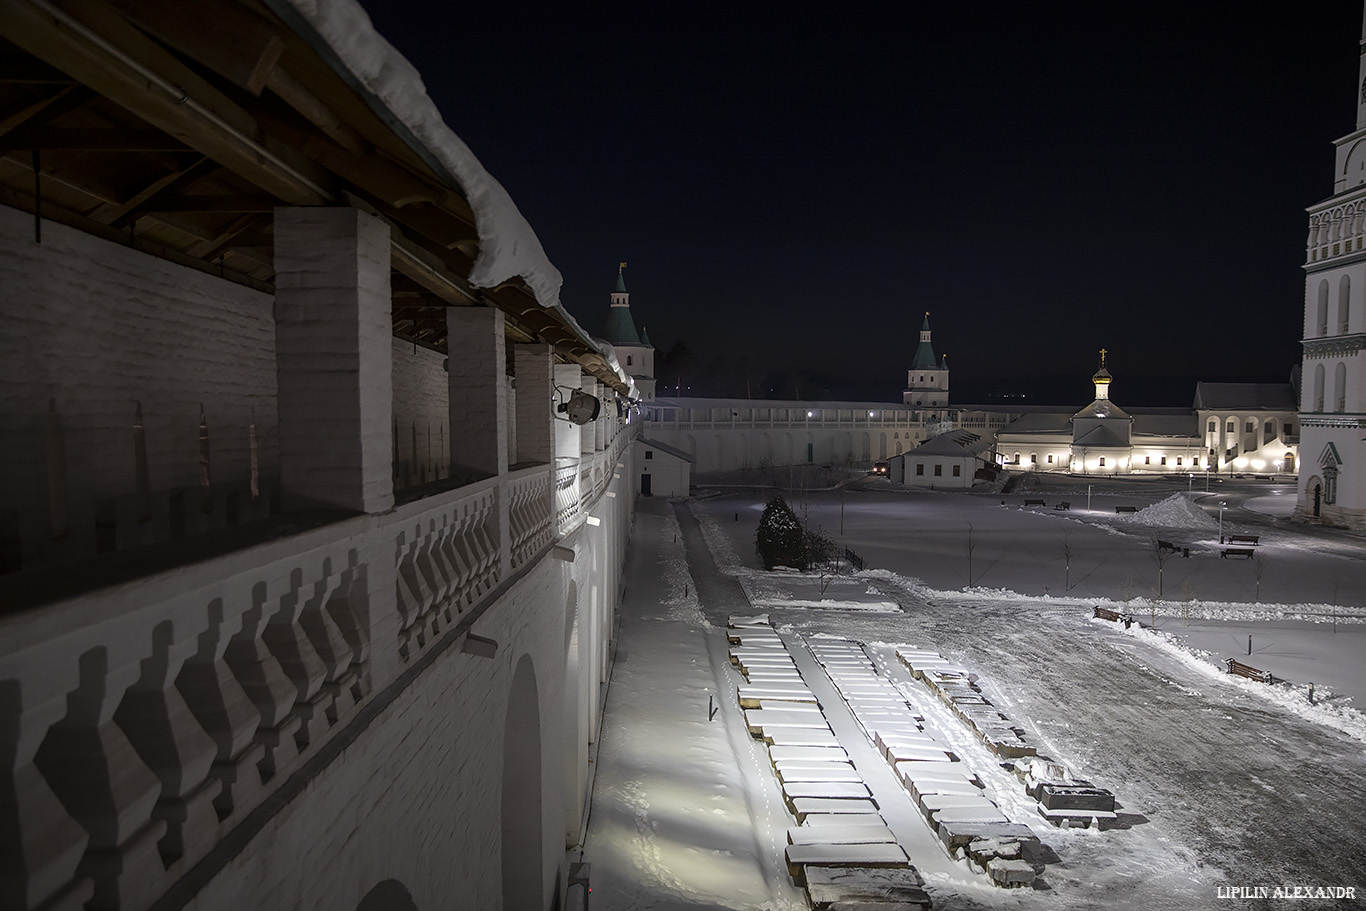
0,421 -> 634,911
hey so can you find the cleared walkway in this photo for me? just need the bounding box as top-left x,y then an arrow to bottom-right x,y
581,499 -> 806,910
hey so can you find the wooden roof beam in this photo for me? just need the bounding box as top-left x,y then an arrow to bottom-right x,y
0,126 -> 191,151
0,0 -> 331,204
98,154 -> 217,226
111,0 -> 285,95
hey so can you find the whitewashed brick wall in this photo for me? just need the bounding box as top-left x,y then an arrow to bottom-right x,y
0,205 -> 278,566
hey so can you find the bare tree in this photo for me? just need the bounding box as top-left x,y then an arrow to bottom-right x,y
1253,553 -> 1268,603
966,522 -> 977,587
1060,531 -> 1075,592
1178,579 -> 1196,627
1151,539 -> 1173,600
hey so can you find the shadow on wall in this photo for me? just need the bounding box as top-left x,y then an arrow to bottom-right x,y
357,879 -> 418,911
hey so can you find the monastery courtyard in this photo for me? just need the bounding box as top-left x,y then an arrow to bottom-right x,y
581,482 -> 1366,910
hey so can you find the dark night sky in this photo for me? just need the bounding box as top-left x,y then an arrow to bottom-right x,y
366,3 -> 1362,405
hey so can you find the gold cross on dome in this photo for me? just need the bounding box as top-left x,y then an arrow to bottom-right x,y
1099,348 -> 1107,366
619,261 -> 627,272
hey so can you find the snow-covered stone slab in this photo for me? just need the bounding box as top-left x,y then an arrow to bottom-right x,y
728,613 -> 771,627
731,638 -> 788,650
758,699 -> 822,713
799,811 -> 886,827
745,710 -> 832,735
770,745 -> 849,763
965,836 -> 1022,868
784,843 -> 909,879
778,767 -> 864,784
918,793 -> 1000,819
907,777 -> 986,801
774,759 -> 855,772
987,857 -> 1036,888
786,824 -> 896,845
887,744 -> 957,764
782,781 -> 872,801
932,805 -> 1011,826
731,648 -> 794,661
802,863 -> 929,908
767,729 -> 841,748
936,820 -> 1039,856
791,798 -> 880,822
901,766 -> 983,789
737,687 -> 814,708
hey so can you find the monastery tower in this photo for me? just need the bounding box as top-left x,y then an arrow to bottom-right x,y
1296,7 -> 1366,526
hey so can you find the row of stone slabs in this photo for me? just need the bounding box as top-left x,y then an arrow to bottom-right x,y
799,637 -> 1039,890
894,648 -> 1119,828
728,615 -> 931,909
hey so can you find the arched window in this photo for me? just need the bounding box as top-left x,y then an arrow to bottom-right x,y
1207,419 -> 1217,435
626,355 -> 633,366
1314,363 -> 1326,411
1340,274 -> 1352,333
1318,279 -> 1330,335
1226,418 -> 1236,435
1335,361 -> 1347,412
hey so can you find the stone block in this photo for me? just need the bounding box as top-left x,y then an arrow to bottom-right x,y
987,857 -> 1036,888
1037,783 -> 1116,813
937,820 -> 1040,856
804,865 -> 930,910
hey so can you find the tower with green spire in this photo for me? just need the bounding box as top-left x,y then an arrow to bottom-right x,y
902,312 -> 949,421
601,263 -> 656,399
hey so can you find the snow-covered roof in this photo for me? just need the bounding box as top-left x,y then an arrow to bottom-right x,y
1072,423 -> 1132,448
1193,382 -> 1297,411
651,396 -> 916,411
905,430 -> 991,458
279,0 -> 635,394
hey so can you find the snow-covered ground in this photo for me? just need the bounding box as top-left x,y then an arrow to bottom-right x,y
583,482 -> 1366,909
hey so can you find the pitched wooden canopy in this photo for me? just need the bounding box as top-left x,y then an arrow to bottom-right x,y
0,0 -> 629,393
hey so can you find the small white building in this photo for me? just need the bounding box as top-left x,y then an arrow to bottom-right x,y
636,437 -> 693,497
890,430 -> 993,488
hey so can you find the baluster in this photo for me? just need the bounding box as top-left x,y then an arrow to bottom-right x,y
176,598 -> 265,821
300,560 -> 360,721
0,679 -> 92,911
34,648 -> 166,911
398,544 -> 434,650
326,551 -> 370,702
393,532 -> 421,661
114,622 -> 220,866
423,518 -> 458,624
223,583 -> 300,783
264,568 -> 332,751
440,520 -> 472,611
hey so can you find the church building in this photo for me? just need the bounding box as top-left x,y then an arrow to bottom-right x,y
1295,10 -> 1366,526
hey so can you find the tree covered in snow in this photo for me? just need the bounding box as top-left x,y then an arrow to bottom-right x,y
756,495 -> 805,569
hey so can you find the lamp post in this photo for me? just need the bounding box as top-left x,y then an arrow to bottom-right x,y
1219,501 -> 1227,544
1188,473 -> 1193,493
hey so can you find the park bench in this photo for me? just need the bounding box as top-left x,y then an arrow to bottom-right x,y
1023,499 -> 1046,507
1228,534 -> 1260,546
1092,606 -> 1133,626
1220,547 -> 1255,559
1054,501 -> 1071,510
1226,658 -> 1273,683
1115,505 -> 1138,513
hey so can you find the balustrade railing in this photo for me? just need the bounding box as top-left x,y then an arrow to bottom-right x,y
0,419 -> 637,911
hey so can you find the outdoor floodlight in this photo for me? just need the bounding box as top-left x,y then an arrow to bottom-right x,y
556,388 -> 601,425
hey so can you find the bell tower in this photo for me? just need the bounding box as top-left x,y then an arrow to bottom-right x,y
902,312 -> 949,419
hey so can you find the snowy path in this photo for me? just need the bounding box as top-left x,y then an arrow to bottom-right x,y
582,499 -> 806,910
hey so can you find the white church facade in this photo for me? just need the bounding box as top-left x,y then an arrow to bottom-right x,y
1295,9 -> 1366,527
